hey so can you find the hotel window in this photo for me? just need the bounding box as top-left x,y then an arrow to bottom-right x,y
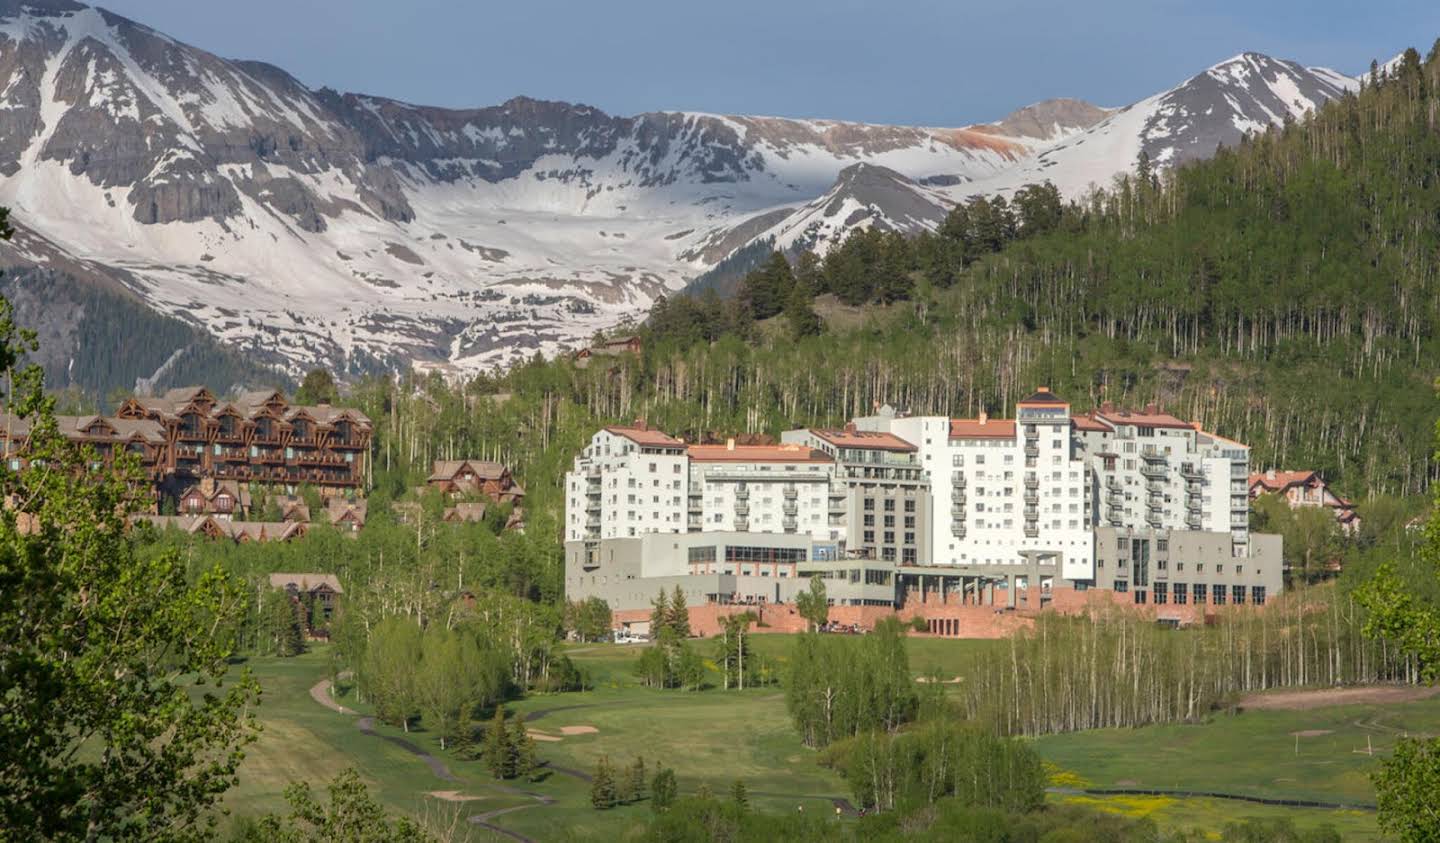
1173,584 -> 1187,604
1154,583 -> 1168,604
1192,584 -> 1206,604
904,500 -> 916,512
903,548 -> 917,564
1114,581 -> 1129,593
864,498 -> 875,511
881,547 -> 896,561
884,531 -> 895,544
1133,590 -> 1147,604
1212,585 -> 1227,605
1232,586 -> 1247,605
1251,586 -> 1267,604
863,530 -> 875,543
904,532 -> 915,545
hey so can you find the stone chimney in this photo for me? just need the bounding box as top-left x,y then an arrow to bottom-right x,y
978,411 -> 989,425
199,476 -> 216,498
1266,469 -> 1277,480
1145,403 -> 1158,414
843,422 -> 857,434
634,418 -> 647,431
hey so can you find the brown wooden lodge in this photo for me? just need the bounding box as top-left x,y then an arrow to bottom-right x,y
1,386 -> 373,517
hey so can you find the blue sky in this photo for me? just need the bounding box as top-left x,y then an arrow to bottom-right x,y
101,1 -> 1439,125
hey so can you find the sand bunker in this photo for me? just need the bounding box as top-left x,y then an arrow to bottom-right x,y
1290,729 -> 1334,737
559,725 -> 599,735
428,790 -> 484,802
528,730 -> 563,742
1239,685 -> 1440,711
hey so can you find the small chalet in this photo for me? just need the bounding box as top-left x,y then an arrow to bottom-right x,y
427,459 -> 525,505
267,572 -> 343,634
178,477 -> 252,520
1248,470 -> 1360,534
572,335 -> 642,368
325,498 -> 367,533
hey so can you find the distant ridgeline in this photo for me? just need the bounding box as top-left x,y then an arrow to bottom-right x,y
0,267 -> 290,403
632,46 -> 1440,497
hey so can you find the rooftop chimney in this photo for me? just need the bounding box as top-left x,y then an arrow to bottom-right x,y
1145,403 -> 1158,414
634,418 -> 647,431
978,411 -> 988,425
843,422 -> 857,434
1266,469 -> 1276,480
726,437 -> 735,451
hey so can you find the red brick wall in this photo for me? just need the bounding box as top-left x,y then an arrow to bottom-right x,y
612,586 -> 1274,641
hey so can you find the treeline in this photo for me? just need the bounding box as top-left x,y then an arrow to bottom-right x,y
951,585 -> 1418,737
785,619 -> 918,748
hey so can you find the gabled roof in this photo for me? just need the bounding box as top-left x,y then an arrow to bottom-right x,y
326,498 -> 368,525
1091,407 -> 1193,430
429,459 -> 511,481
603,426 -> 685,448
267,572 -> 342,594
809,429 -> 917,452
1249,470 -> 1322,492
1017,388 -> 1067,407
949,418 -> 1016,439
1070,415 -> 1110,433
687,443 -> 832,463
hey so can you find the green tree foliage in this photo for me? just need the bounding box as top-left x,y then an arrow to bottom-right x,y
0,285 -> 260,839
714,611 -> 761,690
484,708 -> 517,780
729,779 -> 749,812
250,768 -> 433,843
294,368 -> 340,405
1251,494 -> 1341,583
955,588 -> 1410,737
624,756 -> 647,805
512,713 -> 540,781
359,616 -> 421,730
650,767 -> 678,814
824,721 -> 1045,814
414,628 -> 498,749
1373,735 -> 1440,842
795,576 -> 829,632
590,756 -> 619,809
567,596 -> 614,642
785,618 -> 918,748
257,586 -> 305,657
668,585 -> 691,638
737,251 -> 795,320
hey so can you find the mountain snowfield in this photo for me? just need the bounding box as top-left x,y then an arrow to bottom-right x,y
0,1 -> 1364,377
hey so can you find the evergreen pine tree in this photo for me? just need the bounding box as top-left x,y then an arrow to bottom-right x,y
650,767 -> 677,814
626,757 -> 646,804
590,756 -> 618,809
484,708 -> 515,779
648,589 -> 669,639
730,779 -> 749,811
668,586 -> 690,638
511,713 -> 539,781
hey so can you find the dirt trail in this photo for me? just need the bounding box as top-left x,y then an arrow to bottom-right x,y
1237,684 -> 1440,711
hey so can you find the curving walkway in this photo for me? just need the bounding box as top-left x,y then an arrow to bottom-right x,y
310,678 -> 553,841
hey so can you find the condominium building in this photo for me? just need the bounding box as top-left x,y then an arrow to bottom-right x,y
778,426 -> 931,564
564,424 -> 689,543
564,392 -> 1282,620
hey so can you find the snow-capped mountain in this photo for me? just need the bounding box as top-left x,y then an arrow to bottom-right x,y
0,1 -> 1362,378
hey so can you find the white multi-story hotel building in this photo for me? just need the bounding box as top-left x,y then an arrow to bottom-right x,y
565,425 -> 689,543
1074,403 -> 1252,555
564,394 -> 1280,615
856,390 -> 1094,582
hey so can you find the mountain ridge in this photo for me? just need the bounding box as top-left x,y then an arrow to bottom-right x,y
0,0 -> 1364,383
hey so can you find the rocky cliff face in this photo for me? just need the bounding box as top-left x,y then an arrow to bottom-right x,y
0,1 -> 1360,379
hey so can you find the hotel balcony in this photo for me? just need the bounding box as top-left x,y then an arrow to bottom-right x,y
783,486 -> 797,499
951,472 -> 967,487
951,523 -> 967,538
1024,475 -> 1039,489
1140,463 -> 1167,479
1023,525 -> 1039,538
734,503 -> 750,516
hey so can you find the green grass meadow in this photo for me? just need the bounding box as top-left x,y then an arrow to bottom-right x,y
216,639 -> 1434,840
